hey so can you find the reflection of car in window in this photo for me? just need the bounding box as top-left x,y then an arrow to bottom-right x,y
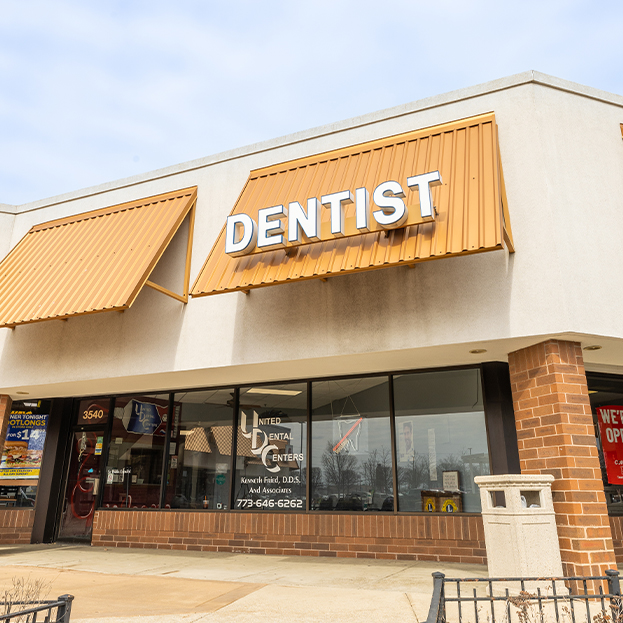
170,493 -> 190,509
381,496 -> 393,512
317,496 -> 335,510
335,494 -> 364,511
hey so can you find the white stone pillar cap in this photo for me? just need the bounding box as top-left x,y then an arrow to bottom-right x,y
474,474 -> 555,488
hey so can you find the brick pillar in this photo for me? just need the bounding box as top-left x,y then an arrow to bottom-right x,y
508,339 -> 616,577
0,395 -> 12,456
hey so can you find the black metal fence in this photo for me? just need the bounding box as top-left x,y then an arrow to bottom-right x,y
0,594 -> 73,622
426,570 -> 621,623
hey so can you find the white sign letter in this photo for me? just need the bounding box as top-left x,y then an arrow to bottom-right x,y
355,187 -> 369,232
321,190 -> 354,237
406,170 -> 442,219
372,180 -> 408,228
257,205 -> 287,249
225,214 -> 258,257
288,198 -> 320,244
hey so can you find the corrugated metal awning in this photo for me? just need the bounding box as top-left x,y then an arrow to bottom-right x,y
191,113 -> 513,297
0,187 -> 197,328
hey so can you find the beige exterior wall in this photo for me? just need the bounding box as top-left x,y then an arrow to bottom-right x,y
0,71 -> 622,399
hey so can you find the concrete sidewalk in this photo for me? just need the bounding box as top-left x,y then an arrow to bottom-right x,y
0,544 -> 489,622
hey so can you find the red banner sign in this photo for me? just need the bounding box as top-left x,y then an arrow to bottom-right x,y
596,405 -> 623,485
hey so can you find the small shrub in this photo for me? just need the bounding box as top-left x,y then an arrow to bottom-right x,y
0,576 -> 51,623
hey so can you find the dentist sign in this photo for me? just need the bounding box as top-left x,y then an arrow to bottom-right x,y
224,171 -> 442,257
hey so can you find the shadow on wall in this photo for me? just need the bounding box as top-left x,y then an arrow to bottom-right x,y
230,249 -> 514,372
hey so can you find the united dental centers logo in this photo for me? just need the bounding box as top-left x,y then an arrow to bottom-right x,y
239,411 -> 303,473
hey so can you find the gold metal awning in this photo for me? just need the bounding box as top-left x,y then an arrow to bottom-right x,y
0,187 -> 197,328
191,113 -> 513,297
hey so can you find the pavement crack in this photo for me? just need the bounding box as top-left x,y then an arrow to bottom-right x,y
378,565 -> 410,582
193,583 -> 266,612
406,592 -> 422,621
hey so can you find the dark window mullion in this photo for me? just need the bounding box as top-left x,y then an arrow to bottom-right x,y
229,388 -> 240,510
158,393 -> 174,509
388,375 -> 399,513
306,380 -> 312,512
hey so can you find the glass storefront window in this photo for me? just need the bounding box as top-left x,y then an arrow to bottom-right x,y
587,373 -> 623,515
233,383 -> 307,511
393,368 -> 489,513
86,366 -> 495,515
311,377 -> 393,512
164,389 -> 234,510
101,394 -> 168,509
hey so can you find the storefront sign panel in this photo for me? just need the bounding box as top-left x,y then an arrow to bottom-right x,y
0,412 -> 49,479
597,405 -> 623,484
121,399 -> 167,436
192,113 -> 513,297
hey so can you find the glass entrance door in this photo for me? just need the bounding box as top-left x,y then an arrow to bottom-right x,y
58,430 -> 104,541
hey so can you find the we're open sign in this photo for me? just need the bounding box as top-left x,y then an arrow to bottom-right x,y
597,406 -> 623,485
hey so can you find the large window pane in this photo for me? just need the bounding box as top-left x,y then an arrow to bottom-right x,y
233,383 -> 307,511
164,389 -> 234,510
102,394 -> 168,509
311,377 -> 393,512
393,368 -> 489,513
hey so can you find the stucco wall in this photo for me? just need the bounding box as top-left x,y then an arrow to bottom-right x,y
1,72 -> 622,398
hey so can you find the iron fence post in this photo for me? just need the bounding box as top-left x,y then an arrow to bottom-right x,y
606,569 -> 621,596
56,594 -> 74,622
426,572 -> 446,623
606,569 -> 621,622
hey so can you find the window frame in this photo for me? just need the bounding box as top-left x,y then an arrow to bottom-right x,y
69,363 -> 498,516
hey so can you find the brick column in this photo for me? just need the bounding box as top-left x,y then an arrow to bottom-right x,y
508,340 -> 616,577
0,395 -> 12,456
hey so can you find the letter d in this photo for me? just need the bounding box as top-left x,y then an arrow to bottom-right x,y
225,214 -> 258,257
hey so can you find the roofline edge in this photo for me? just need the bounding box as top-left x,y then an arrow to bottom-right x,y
11,70 -> 623,216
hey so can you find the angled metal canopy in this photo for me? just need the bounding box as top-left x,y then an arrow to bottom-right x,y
191,113 -> 514,297
0,187 -> 197,328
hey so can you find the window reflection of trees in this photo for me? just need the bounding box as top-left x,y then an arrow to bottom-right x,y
362,448 -> 392,493
399,453 -> 468,490
321,441 -> 359,497
312,377 -> 393,511
316,441 -> 394,511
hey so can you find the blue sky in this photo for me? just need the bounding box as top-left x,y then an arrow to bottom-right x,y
1,0 -> 622,205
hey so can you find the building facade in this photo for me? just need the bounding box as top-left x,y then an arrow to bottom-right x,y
0,71 -> 622,577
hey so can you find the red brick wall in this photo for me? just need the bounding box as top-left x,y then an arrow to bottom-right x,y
92,510 -> 486,563
0,509 -> 34,544
508,339 -> 616,577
